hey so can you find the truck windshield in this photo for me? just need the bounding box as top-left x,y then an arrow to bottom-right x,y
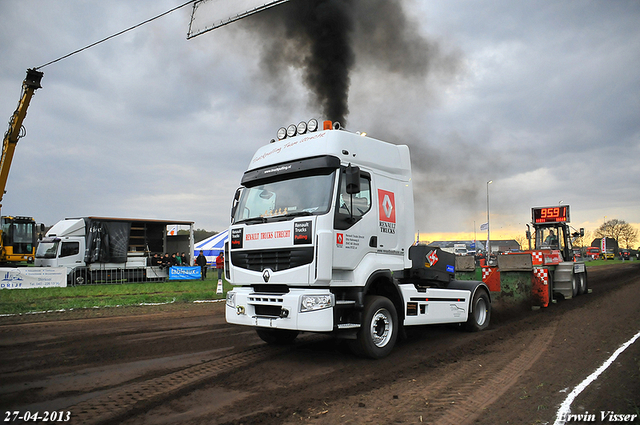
233,171 -> 336,223
36,241 -> 59,259
535,226 -> 567,251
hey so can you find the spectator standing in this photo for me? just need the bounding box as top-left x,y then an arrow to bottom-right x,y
216,252 -> 224,280
196,250 -> 207,280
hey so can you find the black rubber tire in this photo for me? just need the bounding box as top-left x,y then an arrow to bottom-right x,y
465,289 -> 491,332
255,328 -> 299,345
69,271 -> 88,286
577,272 -> 587,295
350,295 -> 398,359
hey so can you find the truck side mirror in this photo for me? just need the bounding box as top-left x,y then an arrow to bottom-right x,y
580,228 -> 584,237
345,165 -> 360,195
231,187 -> 242,222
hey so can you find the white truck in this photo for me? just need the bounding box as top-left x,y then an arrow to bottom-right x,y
224,120 -> 491,358
454,243 -> 468,256
35,217 -> 194,285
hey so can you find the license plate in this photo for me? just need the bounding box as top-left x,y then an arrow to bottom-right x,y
255,316 -> 276,327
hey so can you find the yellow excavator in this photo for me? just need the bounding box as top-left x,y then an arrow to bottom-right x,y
0,69 -> 43,264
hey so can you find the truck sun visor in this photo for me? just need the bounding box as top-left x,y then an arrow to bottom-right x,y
241,155 -> 341,186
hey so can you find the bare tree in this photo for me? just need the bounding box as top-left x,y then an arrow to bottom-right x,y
618,223 -> 639,249
514,235 -> 528,251
594,219 -> 638,249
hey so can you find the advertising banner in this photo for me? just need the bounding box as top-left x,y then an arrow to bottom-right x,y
169,266 -> 201,281
0,267 -> 67,289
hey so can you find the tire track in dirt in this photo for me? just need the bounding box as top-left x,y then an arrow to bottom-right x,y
429,322 -> 557,425
289,322 -> 558,425
68,344 -> 286,425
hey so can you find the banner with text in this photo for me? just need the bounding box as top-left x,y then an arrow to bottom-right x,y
169,266 -> 201,281
0,267 -> 67,289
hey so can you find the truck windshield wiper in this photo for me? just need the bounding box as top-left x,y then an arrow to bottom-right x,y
272,211 -> 314,222
283,211 -> 313,217
235,217 -> 267,225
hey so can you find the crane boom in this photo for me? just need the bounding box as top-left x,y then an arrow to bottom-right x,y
1,69 -> 43,207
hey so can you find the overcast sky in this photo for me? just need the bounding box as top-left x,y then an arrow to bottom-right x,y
1,0 -> 638,242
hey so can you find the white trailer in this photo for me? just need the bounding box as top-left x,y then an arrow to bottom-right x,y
35,217 -> 194,285
224,120 -> 491,358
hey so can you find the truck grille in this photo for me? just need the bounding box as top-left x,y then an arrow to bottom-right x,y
231,247 -> 314,272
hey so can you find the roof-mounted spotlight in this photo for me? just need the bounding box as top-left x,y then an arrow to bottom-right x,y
308,118 -> 319,132
286,124 -> 297,138
277,127 -> 287,140
297,121 -> 307,135
333,121 -> 341,130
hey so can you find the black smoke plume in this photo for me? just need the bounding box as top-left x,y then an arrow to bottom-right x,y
249,0 -> 458,126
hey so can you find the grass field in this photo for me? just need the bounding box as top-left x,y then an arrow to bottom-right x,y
0,275 -> 230,316
0,259 -> 635,316
582,257 -> 637,267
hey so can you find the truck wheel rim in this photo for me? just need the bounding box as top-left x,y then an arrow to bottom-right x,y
370,308 -> 392,347
474,298 -> 487,325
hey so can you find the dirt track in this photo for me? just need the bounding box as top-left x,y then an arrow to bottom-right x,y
1,263 -> 639,425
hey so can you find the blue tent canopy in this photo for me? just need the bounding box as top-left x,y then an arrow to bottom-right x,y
194,230 -> 228,264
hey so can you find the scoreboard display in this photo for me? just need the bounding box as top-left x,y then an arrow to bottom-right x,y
532,206 -> 570,223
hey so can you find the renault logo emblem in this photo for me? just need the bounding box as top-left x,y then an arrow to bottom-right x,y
262,269 -> 271,282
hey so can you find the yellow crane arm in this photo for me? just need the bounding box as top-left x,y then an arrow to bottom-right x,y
0,69 -> 43,208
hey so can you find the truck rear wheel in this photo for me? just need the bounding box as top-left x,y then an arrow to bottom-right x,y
255,328 -> 299,345
571,273 -> 579,298
350,295 -> 398,359
465,289 -> 491,332
577,272 -> 588,295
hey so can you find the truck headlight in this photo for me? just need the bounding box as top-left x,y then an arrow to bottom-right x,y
300,294 -> 334,312
226,291 -> 236,308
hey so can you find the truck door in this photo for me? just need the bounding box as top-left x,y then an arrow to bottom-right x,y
333,168 -> 375,269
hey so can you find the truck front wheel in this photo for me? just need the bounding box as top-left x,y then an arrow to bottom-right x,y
255,328 -> 299,345
68,270 -> 88,286
350,295 -> 398,359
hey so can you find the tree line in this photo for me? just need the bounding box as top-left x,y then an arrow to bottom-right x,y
573,219 -> 639,249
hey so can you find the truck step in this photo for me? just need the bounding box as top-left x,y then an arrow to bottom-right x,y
337,323 -> 361,329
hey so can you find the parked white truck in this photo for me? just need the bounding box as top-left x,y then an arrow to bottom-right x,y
35,217 -> 194,285
224,120 -> 491,358
454,243 -> 468,256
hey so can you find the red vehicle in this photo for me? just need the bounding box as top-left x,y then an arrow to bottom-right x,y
586,246 -> 600,260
